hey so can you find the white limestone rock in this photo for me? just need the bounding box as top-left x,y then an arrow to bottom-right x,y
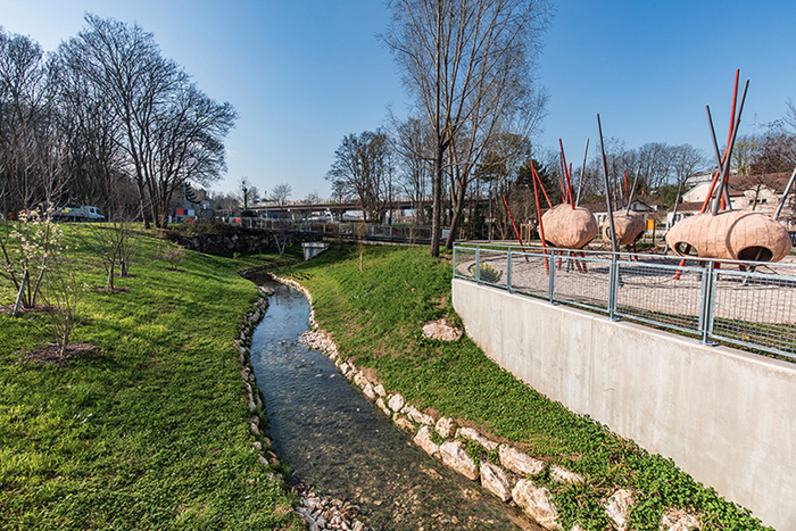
550,465 -> 585,484
362,382 -> 377,400
439,440 -> 479,481
435,417 -> 457,439
405,406 -> 435,425
376,397 -> 391,417
422,318 -> 464,341
388,393 -> 405,413
353,372 -> 364,387
511,479 -> 561,530
414,425 -> 441,459
374,384 -> 386,397
499,445 -> 545,476
480,461 -> 512,502
604,488 -> 635,531
660,507 -> 700,531
457,427 -> 499,451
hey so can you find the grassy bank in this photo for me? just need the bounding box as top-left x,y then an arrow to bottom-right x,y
276,243 -> 770,531
0,224 -> 303,530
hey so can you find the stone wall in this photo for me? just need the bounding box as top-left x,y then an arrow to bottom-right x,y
168,226 -> 320,255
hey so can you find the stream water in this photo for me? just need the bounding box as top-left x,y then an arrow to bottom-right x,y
248,279 -> 539,530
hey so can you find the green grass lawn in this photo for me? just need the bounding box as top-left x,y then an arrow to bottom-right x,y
0,223 -> 303,530
276,243 -> 771,531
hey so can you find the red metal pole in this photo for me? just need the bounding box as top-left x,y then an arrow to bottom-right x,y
623,170 -> 630,205
531,162 -> 553,209
530,169 -> 550,274
568,162 -> 574,206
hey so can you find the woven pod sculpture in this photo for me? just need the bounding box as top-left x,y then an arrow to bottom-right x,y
665,211 -> 791,262
542,204 -> 598,249
602,212 -> 646,246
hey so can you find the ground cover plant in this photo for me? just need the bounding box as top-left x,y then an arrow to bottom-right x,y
0,222 -> 302,530
275,243 -> 772,531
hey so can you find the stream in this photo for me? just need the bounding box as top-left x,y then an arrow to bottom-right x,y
248,278 -> 539,530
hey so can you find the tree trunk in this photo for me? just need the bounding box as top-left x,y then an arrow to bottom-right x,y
446,176 -> 468,249
430,141 -> 443,257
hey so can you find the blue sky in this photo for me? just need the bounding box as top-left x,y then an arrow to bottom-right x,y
3,1 -> 796,199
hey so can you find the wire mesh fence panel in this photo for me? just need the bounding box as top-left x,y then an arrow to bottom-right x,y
709,268 -> 796,358
507,251 -> 550,299
473,249 -> 509,288
551,252 -> 612,313
614,260 -> 705,334
454,246 -> 478,280
453,243 -> 796,360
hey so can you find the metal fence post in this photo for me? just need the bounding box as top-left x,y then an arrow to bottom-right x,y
700,261 -> 716,343
548,249 -> 556,303
453,245 -> 457,278
475,245 -> 481,283
507,248 -> 512,292
608,252 -> 619,320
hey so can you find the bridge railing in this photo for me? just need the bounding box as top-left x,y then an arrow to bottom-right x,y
236,218 -> 455,243
453,242 -> 796,360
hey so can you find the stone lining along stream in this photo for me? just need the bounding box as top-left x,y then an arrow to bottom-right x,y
247,276 -> 540,531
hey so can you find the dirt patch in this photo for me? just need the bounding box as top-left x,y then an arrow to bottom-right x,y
91,286 -> 130,293
424,407 -> 441,422
24,343 -> 96,365
360,367 -> 381,385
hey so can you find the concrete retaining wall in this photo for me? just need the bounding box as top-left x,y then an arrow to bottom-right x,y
453,278 -> 796,531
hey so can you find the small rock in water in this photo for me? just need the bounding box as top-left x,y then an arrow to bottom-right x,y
439,440 -> 479,481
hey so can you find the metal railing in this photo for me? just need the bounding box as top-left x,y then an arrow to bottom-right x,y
453,243 -> 796,360
234,217 -> 459,243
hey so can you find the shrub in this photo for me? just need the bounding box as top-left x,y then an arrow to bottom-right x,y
479,262 -> 502,283
161,244 -> 185,269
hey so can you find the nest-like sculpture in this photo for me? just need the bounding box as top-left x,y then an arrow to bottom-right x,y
665,211 -> 791,262
602,212 -> 646,246
542,204 -> 598,249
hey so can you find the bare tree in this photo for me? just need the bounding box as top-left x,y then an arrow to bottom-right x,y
303,189 -> 321,204
270,183 -> 292,208
60,15 -> 236,229
326,130 -> 391,222
391,116 -> 433,224
384,0 -> 552,256
208,190 -> 239,212
0,28 -> 63,213
670,144 -> 706,187
753,126 -> 796,174
49,41 -> 126,212
731,135 -> 761,176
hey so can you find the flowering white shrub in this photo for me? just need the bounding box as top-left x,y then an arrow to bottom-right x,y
1,212 -> 64,309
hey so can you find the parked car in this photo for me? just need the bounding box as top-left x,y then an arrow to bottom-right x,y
53,204 -> 105,222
